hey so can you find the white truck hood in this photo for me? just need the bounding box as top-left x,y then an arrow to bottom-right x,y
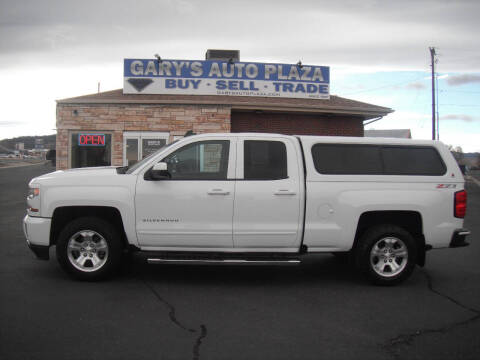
30,166 -> 120,185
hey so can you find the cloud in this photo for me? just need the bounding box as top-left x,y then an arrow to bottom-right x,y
441,114 -> 477,122
1,1 -> 480,71
405,81 -> 426,90
447,74 -> 480,86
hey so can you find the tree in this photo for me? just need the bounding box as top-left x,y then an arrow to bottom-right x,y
448,145 -> 464,164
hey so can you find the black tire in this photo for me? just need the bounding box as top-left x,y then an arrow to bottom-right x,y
354,224 -> 417,286
56,217 -> 123,281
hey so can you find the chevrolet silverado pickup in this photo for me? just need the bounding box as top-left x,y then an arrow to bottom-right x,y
23,133 -> 470,285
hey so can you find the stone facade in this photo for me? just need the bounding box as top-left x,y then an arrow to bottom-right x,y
56,104 -> 231,170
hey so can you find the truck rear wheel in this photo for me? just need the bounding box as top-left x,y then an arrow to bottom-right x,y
355,224 -> 417,286
56,217 -> 123,281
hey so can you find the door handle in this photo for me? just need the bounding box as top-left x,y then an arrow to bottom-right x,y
208,189 -> 230,195
274,190 -> 296,195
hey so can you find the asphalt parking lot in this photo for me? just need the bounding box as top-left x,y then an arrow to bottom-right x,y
1,163 -> 479,360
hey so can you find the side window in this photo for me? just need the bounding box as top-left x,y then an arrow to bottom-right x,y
163,140 -> 229,180
311,144 -> 382,174
311,144 -> 447,176
244,140 -> 287,180
382,146 -> 446,175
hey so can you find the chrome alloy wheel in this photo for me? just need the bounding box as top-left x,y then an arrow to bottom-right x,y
369,237 -> 408,277
67,230 -> 109,272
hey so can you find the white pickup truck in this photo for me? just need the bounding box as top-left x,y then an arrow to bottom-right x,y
24,133 -> 470,285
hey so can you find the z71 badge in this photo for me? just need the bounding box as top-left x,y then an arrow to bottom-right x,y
436,184 -> 457,189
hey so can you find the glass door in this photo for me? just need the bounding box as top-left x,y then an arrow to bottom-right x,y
125,138 -> 140,166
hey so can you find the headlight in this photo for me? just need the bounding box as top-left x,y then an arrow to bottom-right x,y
28,187 -> 40,199
27,186 -> 40,214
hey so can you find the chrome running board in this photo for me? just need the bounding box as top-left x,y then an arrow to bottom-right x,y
147,258 -> 301,266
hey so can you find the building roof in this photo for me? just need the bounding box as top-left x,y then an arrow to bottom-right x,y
57,89 -> 393,120
364,129 -> 412,139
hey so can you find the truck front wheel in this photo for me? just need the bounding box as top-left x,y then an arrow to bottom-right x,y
355,224 -> 417,286
56,217 -> 123,281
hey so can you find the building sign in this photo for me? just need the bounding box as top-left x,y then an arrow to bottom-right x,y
34,138 -> 44,150
123,59 -> 329,99
78,134 -> 106,146
142,138 -> 166,158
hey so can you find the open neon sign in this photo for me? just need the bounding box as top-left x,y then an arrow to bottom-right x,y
78,134 -> 105,146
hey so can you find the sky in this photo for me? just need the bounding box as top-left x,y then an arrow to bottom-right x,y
1,0 -> 479,152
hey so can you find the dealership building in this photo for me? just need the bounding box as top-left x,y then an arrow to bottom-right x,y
56,51 -> 392,169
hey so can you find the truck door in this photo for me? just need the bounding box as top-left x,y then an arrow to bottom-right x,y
233,137 -> 303,250
135,137 -> 236,249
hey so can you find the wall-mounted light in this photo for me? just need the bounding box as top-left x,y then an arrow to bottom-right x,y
73,109 -> 78,116
297,60 -> 303,69
228,58 -> 234,64
154,54 -> 162,63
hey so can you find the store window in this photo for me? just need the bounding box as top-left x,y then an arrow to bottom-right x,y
123,132 -> 169,166
71,133 -> 112,168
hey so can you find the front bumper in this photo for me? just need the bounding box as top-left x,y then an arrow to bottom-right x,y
450,228 -> 471,248
23,215 -> 51,260
27,242 -> 50,260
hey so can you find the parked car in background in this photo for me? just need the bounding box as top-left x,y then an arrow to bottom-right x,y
46,149 -> 56,166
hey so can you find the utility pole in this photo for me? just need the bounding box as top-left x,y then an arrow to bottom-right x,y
436,74 -> 440,140
429,47 -> 436,140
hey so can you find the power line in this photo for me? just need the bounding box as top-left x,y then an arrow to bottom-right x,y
439,89 -> 480,94
342,76 -> 426,95
439,104 -> 480,107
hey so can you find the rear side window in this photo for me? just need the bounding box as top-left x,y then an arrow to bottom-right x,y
244,140 -> 287,180
381,147 -> 446,175
311,144 -> 382,174
311,144 -> 446,176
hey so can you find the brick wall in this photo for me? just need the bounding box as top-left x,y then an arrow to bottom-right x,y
56,104 -> 231,169
231,111 -> 364,137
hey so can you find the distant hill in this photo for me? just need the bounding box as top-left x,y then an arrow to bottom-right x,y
459,152 -> 480,169
0,134 -> 56,152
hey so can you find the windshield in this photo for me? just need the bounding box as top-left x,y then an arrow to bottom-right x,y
125,141 -> 178,174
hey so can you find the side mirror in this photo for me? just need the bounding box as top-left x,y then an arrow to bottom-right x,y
153,162 -> 168,172
145,162 -> 171,181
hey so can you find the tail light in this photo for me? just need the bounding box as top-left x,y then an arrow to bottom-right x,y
454,190 -> 467,218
